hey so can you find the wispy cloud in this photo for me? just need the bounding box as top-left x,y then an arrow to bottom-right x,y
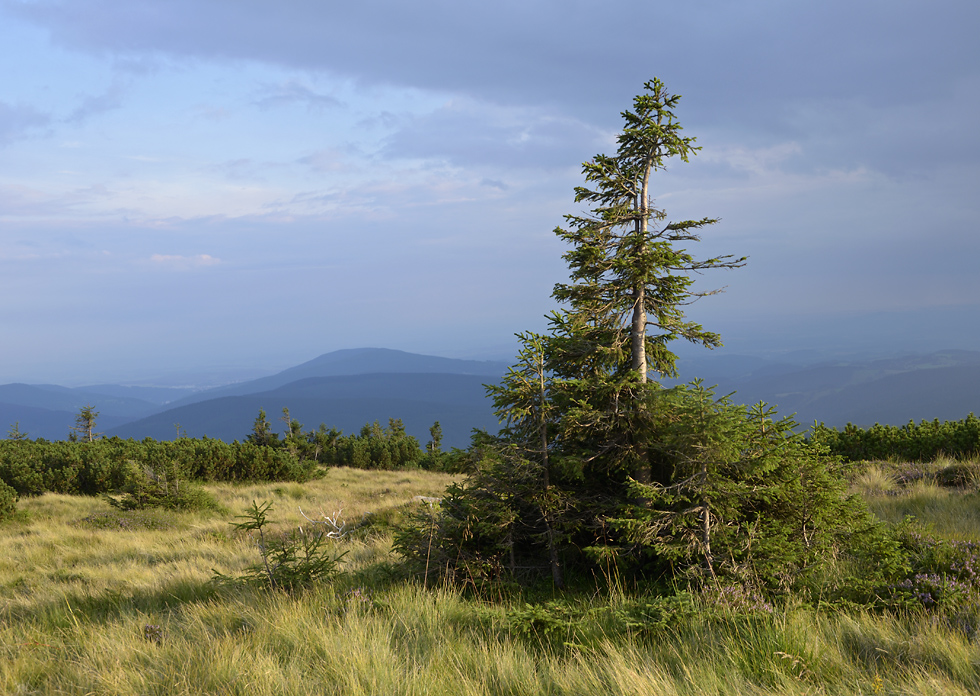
65,79 -> 127,124
700,142 -> 803,177
381,99 -> 606,170
194,105 -> 232,121
297,148 -> 354,173
0,182 -> 115,217
0,101 -> 51,145
149,253 -> 221,268
479,178 -> 508,191
252,80 -> 342,111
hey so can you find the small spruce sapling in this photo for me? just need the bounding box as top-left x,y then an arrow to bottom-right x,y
216,500 -> 346,592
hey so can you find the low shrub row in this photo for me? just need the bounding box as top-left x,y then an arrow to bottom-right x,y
0,437 -> 320,499
247,411 -> 465,472
810,414 -> 980,462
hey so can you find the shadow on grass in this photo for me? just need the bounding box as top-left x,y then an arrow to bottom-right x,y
7,576 -> 221,629
338,559 -> 412,594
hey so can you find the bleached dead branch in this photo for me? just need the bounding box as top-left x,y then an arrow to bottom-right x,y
298,507 -> 352,539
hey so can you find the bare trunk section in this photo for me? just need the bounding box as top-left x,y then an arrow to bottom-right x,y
631,283 -> 647,381
630,150 -> 656,486
630,143 -> 656,382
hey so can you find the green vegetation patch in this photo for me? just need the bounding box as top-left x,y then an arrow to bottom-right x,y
74,509 -> 179,532
811,415 -> 980,463
0,478 -> 17,522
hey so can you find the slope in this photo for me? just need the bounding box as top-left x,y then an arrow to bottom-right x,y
106,372 -> 501,449
678,350 -> 980,428
165,348 -> 509,407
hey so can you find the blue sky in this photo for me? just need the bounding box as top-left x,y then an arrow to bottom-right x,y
1,0 -> 978,385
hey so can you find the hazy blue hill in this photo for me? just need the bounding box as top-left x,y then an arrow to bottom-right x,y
8,348 -> 980,445
0,384 -> 159,419
76,384 -> 198,406
1,350 -> 508,444
274,348 -> 510,378
165,348 -> 510,408
261,373 -> 495,403
106,372 -> 500,448
668,354 -> 795,385
0,402 -> 136,441
726,365 -> 870,403
691,350 -> 980,428
799,365 -> 980,427
864,349 -> 980,371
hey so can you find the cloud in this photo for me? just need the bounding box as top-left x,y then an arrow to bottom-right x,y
0,0 -> 977,381
0,182 -> 116,217
698,142 -> 804,179
357,110 -> 399,131
65,78 -> 127,124
252,80 -> 343,111
0,101 -> 51,145
8,0 -> 977,177
194,105 -> 232,121
776,78 -> 980,178
480,178 -> 508,191
149,253 -> 221,269
9,1 -> 977,111
381,98 -> 607,170
207,158 -> 265,182
297,148 -> 353,173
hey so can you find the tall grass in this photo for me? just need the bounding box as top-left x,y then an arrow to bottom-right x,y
856,458 -> 980,541
5,585 -> 979,694
2,466 -> 979,695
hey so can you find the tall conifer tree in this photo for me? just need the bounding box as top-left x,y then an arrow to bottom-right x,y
405,80 -> 876,590
549,78 -> 744,484
400,79 -> 752,587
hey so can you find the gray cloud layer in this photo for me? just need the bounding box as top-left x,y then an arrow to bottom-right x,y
8,0 -> 977,179
1,0 -> 978,381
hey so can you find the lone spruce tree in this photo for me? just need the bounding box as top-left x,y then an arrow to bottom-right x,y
397,79 -> 750,587
554,78 -> 744,381
399,79 -> 880,591
549,78 -> 744,484
479,78 -> 746,579
71,405 -> 101,442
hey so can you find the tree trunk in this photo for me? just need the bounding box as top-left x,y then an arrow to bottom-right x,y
544,514 -> 563,588
631,283 -> 647,381
630,135 -> 658,382
630,150 -> 657,486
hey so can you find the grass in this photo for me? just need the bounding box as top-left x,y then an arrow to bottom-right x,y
854,457 -> 980,541
2,465 -> 980,694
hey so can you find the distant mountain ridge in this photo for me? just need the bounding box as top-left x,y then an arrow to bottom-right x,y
670,349 -> 980,427
2,347 -> 978,445
0,383 -> 170,439
1,349 -> 510,446
0,383 -> 161,418
106,372 -> 501,448
164,347 -> 510,408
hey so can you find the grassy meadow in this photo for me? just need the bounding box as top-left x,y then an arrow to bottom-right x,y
2,463 -> 980,695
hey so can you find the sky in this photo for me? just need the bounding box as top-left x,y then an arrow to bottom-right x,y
1,0 -> 978,386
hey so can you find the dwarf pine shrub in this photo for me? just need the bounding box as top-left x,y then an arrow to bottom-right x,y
0,479 -> 16,521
